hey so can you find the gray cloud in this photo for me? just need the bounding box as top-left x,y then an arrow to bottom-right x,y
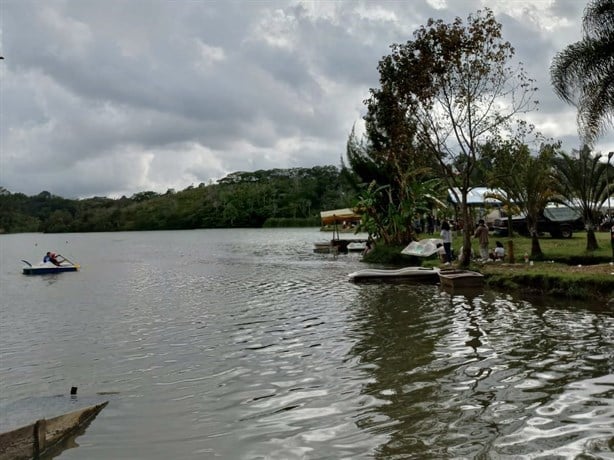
1,0 -> 612,199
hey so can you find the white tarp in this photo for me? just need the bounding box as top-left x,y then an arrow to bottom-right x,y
401,238 -> 444,257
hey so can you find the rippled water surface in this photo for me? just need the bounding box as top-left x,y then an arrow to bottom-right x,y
1,229 -> 612,459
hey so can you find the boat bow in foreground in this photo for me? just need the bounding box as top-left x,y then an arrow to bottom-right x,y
0,401 -> 107,460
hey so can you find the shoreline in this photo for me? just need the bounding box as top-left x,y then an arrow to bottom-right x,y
474,261 -> 614,304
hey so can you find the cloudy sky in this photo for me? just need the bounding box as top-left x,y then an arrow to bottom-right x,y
1,0 -> 612,199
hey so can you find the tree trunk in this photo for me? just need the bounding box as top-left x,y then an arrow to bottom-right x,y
507,240 -> 515,263
586,227 -> 598,251
530,231 -> 542,258
460,195 -> 472,267
527,217 -> 543,259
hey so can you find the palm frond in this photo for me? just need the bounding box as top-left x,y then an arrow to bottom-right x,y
550,0 -> 614,144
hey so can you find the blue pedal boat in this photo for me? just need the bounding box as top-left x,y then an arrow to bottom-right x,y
22,261 -> 80,275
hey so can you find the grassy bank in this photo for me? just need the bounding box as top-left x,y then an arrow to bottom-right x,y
365,231 -> 614,302
458,232 -> 614,302
478,261 -> 614,301
451,230 -> 613,262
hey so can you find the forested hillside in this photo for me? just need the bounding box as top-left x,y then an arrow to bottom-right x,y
0,166 -> 357,233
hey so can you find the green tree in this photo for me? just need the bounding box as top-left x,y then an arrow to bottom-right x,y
550,0 -> 614,144
343,126 -> 439,245
369,9 -> 538,266
553,146 -> 610,251
355,178 -> 441,245
484,141 -> 559,258
43,209 -> 74,233
131,191 -> 160,202
516,145 -> 559,258
0,166 -> 358,233
482,141 -> 521,239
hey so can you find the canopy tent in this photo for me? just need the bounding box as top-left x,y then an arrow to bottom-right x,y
448,188 -> 614,210
560,198 -> 614,212
320,208 -> 361,226
448,187 -> 507,206
318,208 -> 365,251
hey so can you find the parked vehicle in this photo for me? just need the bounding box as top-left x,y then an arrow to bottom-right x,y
493,207 -> 583,238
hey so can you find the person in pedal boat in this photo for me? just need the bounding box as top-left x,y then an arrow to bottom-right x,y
44,252 -> 64,266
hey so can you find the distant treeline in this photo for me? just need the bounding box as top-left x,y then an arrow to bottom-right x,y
0,166 -> 357,234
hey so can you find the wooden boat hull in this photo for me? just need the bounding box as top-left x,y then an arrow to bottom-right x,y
438,269 -> 484,288
0,401 -> 107,460
347,242 -> 367,252
348,266 -> 440,282
22,264 -> 79,275
313,242 -> 334,254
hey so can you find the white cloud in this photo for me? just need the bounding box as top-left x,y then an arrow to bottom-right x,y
0,0 -> 611,198
252,8 -> 298,50
38,5 -> 93,58
355,4 -> 398,22
426,0 -> 447,10
197,41 -> 226,64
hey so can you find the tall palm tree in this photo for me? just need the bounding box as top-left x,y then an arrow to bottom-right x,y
484,142 -> 559,258
518,147 -> 560,259
553,146 -> 610,251
550,0 -> 614,144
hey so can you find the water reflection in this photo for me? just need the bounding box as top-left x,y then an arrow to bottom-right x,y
347,285 -> 454,458
1,230 -> 612,459
347,285 -> 613,459
495,374 -> 614,457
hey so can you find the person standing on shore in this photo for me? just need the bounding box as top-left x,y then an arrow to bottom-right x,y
473,219 -> 489,261
440,221 -> 452,265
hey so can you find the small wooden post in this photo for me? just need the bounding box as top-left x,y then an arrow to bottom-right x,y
33,418 -> 47,456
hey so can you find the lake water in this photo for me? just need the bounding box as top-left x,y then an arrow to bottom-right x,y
0,228 -> 612,459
